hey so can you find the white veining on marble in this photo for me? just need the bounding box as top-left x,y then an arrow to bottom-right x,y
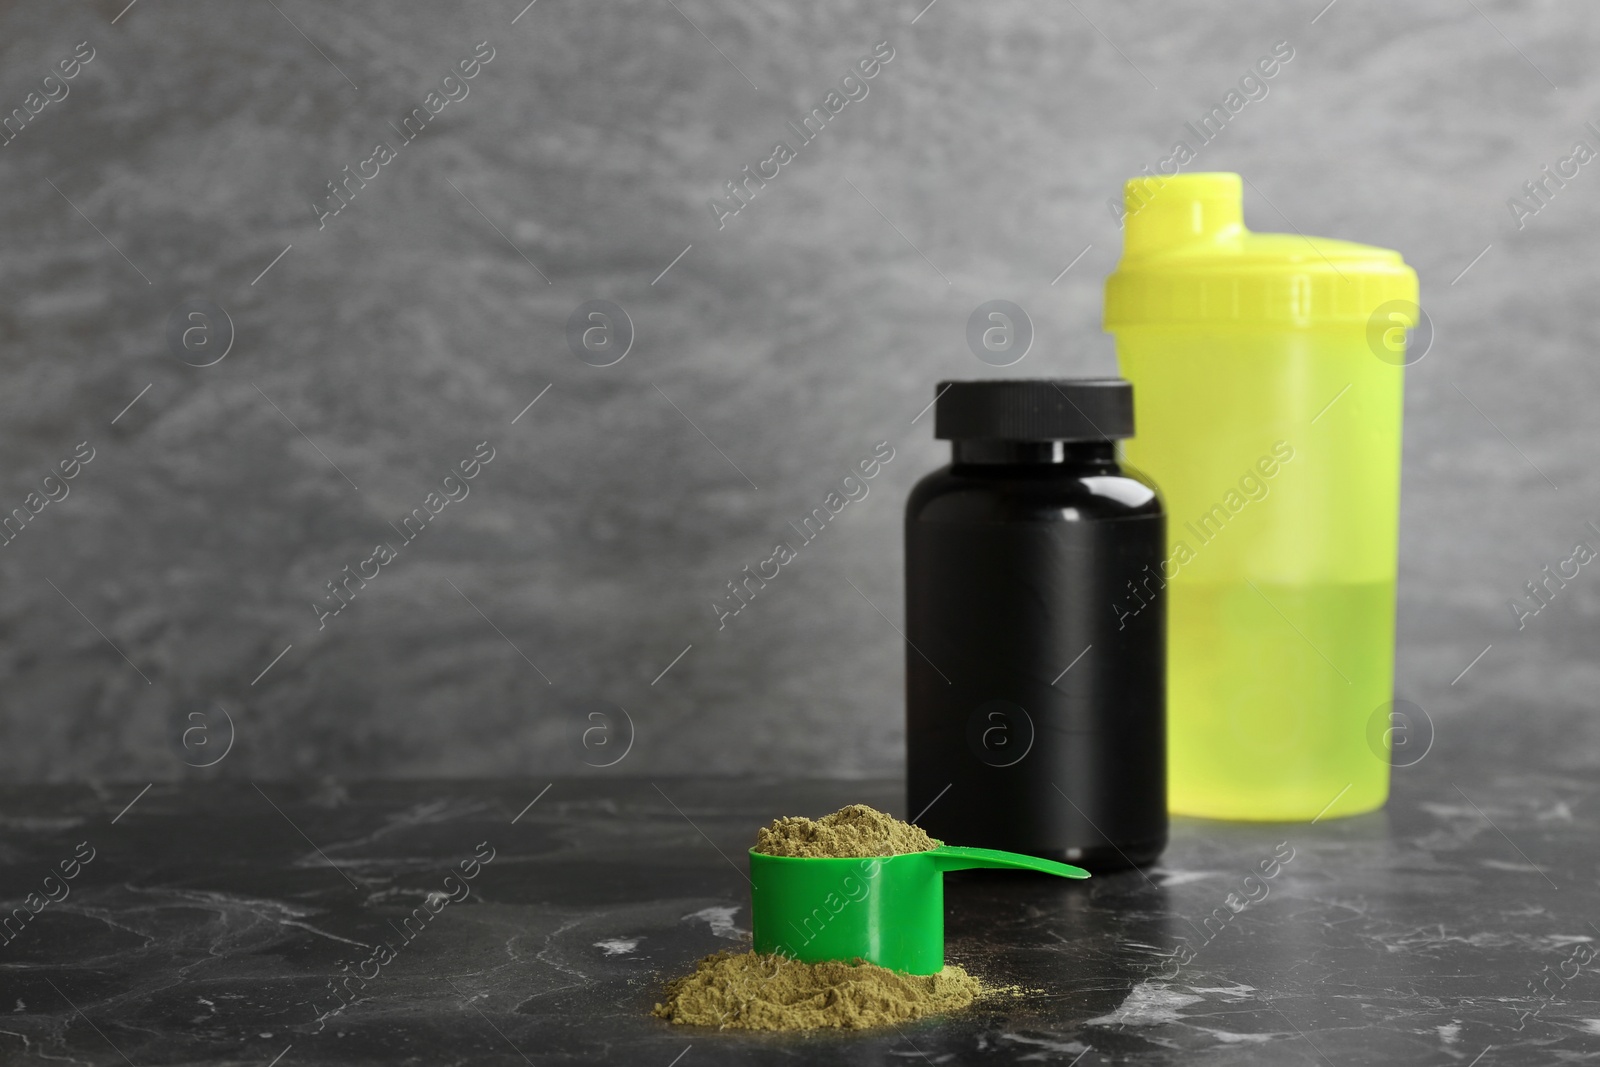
993,1032 -> 1093,1061
593,938 -> 640,956
1086,981 -> 1205,1027
1186,982 -> 1256,1000
685,905 -> 746,940
1195,1027 -> 1280,1044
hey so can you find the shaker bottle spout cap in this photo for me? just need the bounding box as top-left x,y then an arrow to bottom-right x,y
1105,172 -> 1417,329
1121,172 -> 1245,257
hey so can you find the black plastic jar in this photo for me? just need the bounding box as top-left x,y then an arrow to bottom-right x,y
904,378 -> 1167,871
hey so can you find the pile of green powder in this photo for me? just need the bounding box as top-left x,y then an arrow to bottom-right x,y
652,951 -> 987,1031
753,803 -> 940,858
653,806 -> 976,1030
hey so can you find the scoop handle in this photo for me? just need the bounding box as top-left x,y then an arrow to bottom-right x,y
929,845 -> 1090,879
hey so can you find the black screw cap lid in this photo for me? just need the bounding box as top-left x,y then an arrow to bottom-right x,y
933,378 -> 1135,441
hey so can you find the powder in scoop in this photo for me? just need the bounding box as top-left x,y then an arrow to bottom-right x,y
754,804 -> 939,858
652,951 -> 985,1031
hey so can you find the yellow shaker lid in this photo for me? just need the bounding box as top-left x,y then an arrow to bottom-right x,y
1103,173 -> 1417,329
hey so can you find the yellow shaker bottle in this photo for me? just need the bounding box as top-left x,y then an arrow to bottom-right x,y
1104,172 -> 1418,821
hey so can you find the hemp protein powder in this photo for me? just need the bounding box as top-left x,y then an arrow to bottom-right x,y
753,803 -> 940,858
654,804 -> 998,1031
652,951 -> 988,1031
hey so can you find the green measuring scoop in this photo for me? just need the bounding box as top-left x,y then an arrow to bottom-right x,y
749,845 -> 1089,975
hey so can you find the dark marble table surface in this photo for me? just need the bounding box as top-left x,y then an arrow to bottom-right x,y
2,718 -> 1597,1065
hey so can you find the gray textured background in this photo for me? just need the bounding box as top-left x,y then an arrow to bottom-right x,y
0,0 -> 1593,782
